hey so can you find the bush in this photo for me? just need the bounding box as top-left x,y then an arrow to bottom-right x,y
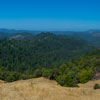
56,74 -> 67,86
94,84 -> 100,89
79,69 -> 93,83
56,74 -> 78,87
34,69 -> 42,78
6,72 -> 22,82
41,68 -> 49,78
43,69 -> 59,80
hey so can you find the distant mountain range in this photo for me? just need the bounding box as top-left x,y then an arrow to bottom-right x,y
0,28 -> 100,34
0,28 -> 100,47
69,30 -> 100,47
0,28 -> 41,34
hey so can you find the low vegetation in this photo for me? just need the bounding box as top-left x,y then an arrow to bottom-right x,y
94,84 -> 100,89
0,33 -> 100,87
1,49 -> 100,87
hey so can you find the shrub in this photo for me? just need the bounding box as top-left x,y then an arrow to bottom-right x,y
94,84 -> 100,89
6,72 -> 22,82
79,69 -> 93,83
56,74 -> 67,86
56,74 -> 78,87
44,69 -> 59,80
34,69 -> 42,78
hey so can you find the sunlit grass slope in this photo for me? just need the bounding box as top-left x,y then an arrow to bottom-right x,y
0,77 -> 100,100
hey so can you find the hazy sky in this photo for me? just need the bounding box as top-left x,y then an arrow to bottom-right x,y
0,0 -> 100,31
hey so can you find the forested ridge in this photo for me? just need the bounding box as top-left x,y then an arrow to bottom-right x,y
0,33 -> 98,87
30,49 -> 100,87
0,33 -> 91,71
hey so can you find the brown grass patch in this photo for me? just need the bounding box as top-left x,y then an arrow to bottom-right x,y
0,77 -> 100,100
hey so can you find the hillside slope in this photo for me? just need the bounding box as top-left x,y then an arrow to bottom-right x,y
0,33 -> 92,72
0,77 -> 100,100
69,30 -> 100,47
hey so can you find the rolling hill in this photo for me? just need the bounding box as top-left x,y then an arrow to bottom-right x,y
0,77 -> 100,100
1,29 -> 100,48
69,30 -> 100,47
0,28 -> 40,34
9,32 -> 35,39
0,33 -> 92,73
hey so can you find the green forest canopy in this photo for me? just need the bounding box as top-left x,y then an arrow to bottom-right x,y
0,33 -> 98,87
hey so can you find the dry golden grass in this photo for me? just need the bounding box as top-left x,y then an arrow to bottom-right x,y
0,77 -> 100,100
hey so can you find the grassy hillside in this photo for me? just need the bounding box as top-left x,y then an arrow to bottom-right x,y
0,77 -> 100,100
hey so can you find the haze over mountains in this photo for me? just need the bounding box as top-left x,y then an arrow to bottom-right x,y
0,28 -> 100,47
0,28 -> 40,34
0,28 -> 100,34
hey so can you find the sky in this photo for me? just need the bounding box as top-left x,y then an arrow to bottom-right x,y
0,0 -> 100,31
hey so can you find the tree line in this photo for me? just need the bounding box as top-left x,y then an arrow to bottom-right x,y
0,33 -> 96,87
